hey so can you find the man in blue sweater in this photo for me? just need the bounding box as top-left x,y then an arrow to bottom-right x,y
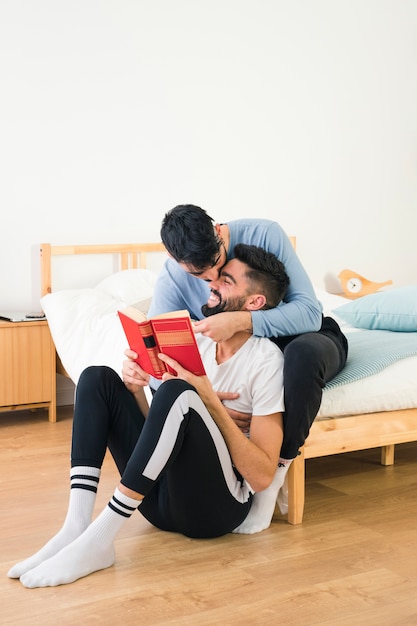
147,204 -> 348,506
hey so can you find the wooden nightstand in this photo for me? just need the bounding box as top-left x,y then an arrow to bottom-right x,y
0,319 -> 56,422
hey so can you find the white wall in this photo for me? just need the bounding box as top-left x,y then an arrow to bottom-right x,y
1,0 -> 416,311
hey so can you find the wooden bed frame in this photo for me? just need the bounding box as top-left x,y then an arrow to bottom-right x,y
39,242 -> 417,525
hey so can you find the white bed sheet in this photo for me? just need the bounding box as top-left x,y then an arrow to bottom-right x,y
41,277 -> 417,419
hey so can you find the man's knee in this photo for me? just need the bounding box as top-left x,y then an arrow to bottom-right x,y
284,336 -> 323,372
77,365 -> 120,393
152,378 -> 196,406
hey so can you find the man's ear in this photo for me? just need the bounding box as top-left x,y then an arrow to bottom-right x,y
245,294 -> 267,311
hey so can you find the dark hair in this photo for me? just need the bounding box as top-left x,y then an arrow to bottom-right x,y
233,243 -> 290,308
160,205 -> 221,269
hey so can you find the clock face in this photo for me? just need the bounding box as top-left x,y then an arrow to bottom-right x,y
346,277 -> 363,293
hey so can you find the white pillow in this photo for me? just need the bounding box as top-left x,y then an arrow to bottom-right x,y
96,269 -> 157,302
41,269 -> 158,385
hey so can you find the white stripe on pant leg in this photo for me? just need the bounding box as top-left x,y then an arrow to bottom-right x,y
142,389 -> 252,504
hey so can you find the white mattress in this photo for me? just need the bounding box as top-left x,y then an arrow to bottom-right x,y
319,355 -> 417,418
41,276 -> 417,419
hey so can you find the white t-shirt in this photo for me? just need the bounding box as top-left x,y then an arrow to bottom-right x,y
197,334 -> 285,418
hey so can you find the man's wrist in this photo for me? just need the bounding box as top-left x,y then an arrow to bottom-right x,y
236,311 -> 252,334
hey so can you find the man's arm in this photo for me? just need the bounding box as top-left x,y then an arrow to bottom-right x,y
133,386 -> 150,418
122,349 -> 150,417
228,220 -> 323,337
193,311 -> 252,343
216,390 -> 252,434
149,226 -> 322,341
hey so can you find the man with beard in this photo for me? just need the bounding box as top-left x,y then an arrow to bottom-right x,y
9,244 -> 289,589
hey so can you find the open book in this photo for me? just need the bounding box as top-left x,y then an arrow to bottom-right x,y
118,307 -> 206,379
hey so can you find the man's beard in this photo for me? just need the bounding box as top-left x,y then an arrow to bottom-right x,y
201,289 -> 247,318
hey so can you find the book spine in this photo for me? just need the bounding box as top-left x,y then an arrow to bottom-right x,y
140,320 -> 166,378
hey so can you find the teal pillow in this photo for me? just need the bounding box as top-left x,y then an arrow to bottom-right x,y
333,286 -> 417,332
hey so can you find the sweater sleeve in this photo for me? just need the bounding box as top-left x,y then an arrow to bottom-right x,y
228,221 -> 323,337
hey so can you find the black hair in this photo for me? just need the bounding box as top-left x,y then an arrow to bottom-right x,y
160,205 -> 221,269
233,243 -> 290,308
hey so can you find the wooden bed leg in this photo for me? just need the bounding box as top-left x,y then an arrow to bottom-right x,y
287,447 -> 305,525
381,444 -> 395,466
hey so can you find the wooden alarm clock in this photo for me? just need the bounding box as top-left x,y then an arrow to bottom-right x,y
338,269 -> 392,299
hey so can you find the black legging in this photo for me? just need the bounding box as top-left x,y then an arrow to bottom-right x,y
272,316 -> 348,459
71,366 -> 252,538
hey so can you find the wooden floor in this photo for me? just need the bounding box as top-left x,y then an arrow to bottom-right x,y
1,406 -> 417,626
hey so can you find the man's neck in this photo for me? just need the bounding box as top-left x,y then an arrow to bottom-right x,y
215,331 -> 251,365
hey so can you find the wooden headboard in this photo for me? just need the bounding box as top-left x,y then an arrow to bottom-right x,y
40,239 -> 296,297
40,242 -> 166,297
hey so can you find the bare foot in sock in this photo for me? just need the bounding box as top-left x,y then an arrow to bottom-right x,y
7,520 -> 89,579
8,467 -> 100,579
19,526 -> 115,588
276,473 -> 289,515
232,485 -> 278,534
232,460 -> 292,534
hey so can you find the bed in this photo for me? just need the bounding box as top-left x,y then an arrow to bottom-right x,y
39,242 -> 417,525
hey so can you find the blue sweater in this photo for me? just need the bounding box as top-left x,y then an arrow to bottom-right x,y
148,218 -> 322,337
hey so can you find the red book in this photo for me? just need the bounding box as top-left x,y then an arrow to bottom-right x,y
118,307 -> 206,379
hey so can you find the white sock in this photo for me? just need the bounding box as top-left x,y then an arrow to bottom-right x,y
233,459 -> 293,534
20,488 -> 139,588
7,466 -> 100,579
276,471 -> 289,515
